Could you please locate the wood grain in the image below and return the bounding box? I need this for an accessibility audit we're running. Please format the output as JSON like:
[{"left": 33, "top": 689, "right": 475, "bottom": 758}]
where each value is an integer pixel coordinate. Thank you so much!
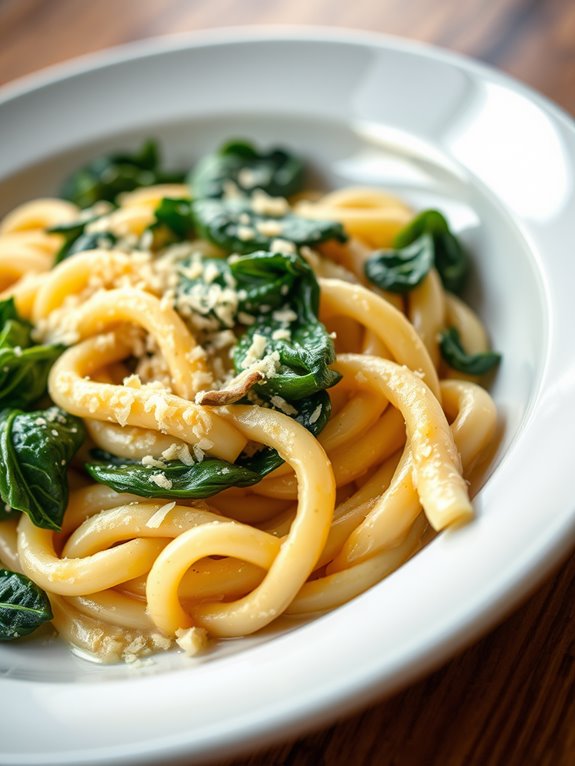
[
  {"left": 0, "top": 1, "right": 574, "bottom": 764},
  {"left": 225, "top": 553, "right": 575, "bottom": 766}
]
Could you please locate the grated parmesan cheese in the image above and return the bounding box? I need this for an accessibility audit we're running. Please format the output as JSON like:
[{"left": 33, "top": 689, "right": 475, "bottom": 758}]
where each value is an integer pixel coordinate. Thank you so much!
[
  {"left": 251, "top": 190, "right": 289, "bottom": 217},
  {"left": 270, "top": 396, "right": 298, "bottom": 416},
  {"left": 175, "top": 626, "right": 208, "bottom": 657},
  {"left": 149, "top": 472, "right": 173, "bottom": 490},
  {"left": 308, "top": 404, "right": 323, "bottom": 424},
  {"left": 142, "top": 455, "right": 166, "bottom": 469},
  {"left": 146, "top": 501, "right": 176, "bottom": 528},
  {"left": 272, "top": 307, "right": 298, "bottom": 324},
  {"left": 271, "top": 328, "right": 291, "bottom": 341},
  {"left": 240, "top": 333, "right": 268, "bottom": 369}
]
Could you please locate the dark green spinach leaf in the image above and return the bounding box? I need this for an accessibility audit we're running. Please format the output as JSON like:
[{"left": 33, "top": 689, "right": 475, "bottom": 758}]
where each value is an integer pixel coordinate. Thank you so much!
[
  {"left": 86, "top": 456, "right": 259, "bottom": 499},
  {"left": 189, "top": 139, "right": 305, "bottom": 199},
  {"left": 177, "top": 250, "right": 340, "bottom": 400},
  {"left": 0, "top": 569, "right": 52, "bottom": 641},
  {"left": 0, "top": 407, "right": 85, "bottom": 530},
  {"left": 364, "top": 234, "right": 434, "bottom": 293},
  {"left": 49, "top": 215, "right": 118, "bottom": 264},
  {"left": 60, "top": 140, "right": 185, "bottom": 209},
  {"left": 0, "top": 298, "right": 64, "bottom": 408},
  {"left": 439, "top": 327, "right": 501, "bottom": 375},
  {"left": 86, "top": 391, "right": 331, "bottom": 499},
  {"left": 231, "top": 252, "right": 340, "bottom": 400},
  {"left": 392, "top": 209, "right": 469, "bottom": 294},
  {"left": 152, "top": 197, "right": 195, "bottom": 240},
  {"left": 191, "top": 197, "right": 346, "bottom": 254}
]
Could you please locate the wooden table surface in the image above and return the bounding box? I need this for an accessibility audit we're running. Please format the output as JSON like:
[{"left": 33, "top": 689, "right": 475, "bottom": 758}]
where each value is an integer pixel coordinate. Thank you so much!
[{"left": 1, "top": 1, "right": 574, "bottom": 765}]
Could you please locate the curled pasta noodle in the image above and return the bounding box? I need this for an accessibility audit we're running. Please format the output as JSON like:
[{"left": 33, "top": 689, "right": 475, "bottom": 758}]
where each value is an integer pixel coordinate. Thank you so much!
[
  {"left": 48, "top": 332, "right": 245, "bottom": 462},
  {"left": 296, "top": 186, "right": 413, "bottom": 247},
  {"left": 0, "top": 146, "right": 500, "bottom": 663}
]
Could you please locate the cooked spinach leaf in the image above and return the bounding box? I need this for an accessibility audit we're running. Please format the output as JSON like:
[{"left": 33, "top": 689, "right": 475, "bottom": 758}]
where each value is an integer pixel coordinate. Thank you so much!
[
  {"left": 0, "top": 298, "right": 64, "bottom": 408},
  {"left": 364, "top": 234, "right": 434, "bottom": 293},
  {"left": 392, "top": 209, "right": 469, "bottom": 294},
  {"left": 234, "top": 313, "right": 339, "bottom": 401},
  {"left": 0, "top": 569, "right": 52, "bottom": 641},
  {"left": 189, "top": 139, "right": 305, "bottom": 199},
  {"left": 439, "top": 327, "right": 501, "bottom": 375},
  {"left": 153, "top": 197, "right": 195, "bottom": 240},
  {"left": 86, "top": 391, "right": 331, "bottom": 499},
  {"left": 49, "top": 215, "right": 118, "bottom": 264},
  {"left": 86, "top": 456, "right": 260, "bottom": 499},
  {"left": 0, "top": 407, "right": 85, "bottom": 530},
  {"left": 191, "top": 197, "right": 346, "bottom": 254},
  {"left": 60, "top": 139, "right": 185, "bottom": 209},
  {"left": 177, "top": 250, "right": 340, "bottom": 400}
]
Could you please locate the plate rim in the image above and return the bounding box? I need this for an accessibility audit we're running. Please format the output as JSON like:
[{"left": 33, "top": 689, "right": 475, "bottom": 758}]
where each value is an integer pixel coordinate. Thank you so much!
[{"left": 2, "top": 24, "right": 574, "bottom": 130}]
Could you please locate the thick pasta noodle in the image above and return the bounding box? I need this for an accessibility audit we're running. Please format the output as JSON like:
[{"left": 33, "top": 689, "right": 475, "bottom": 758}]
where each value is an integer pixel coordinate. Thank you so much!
[{"left": 0, "top": 142, "right": 499, "bottom": 663}]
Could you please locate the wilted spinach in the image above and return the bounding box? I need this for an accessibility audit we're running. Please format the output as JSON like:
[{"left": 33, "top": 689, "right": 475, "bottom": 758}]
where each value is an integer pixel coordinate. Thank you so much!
[
  {"left": 439, "top": 327, "right": 501, "bottom": 376},
  {"left": 364, "top": 234, "right": 434, "bottom": 293},
  {"left": 0, "top": 298, "right": 64, "bottom": 408},
  {"left": 191, "top": 197, "right": 346, "bottom": 255},
  {"left": 0, "top": 569, "right": 52, "bottom": 641},
  {"left": 189, "top": 139, "right": 306, "bottom": 199},
  {"left": 86, "top": 391, "right": 331, "bottom": 499},
  {"left": 0, "top": 407, "right": 85, "bottom": 530},
  {"left": 152, "top": 197, "right": 195, "bottom": 240},
  {"left": 60, "top": 139, "right": 185, "bottom": 209},
  {"left": 178, "top": 250, "right": 340, "bottom": 401},
  {"left": 365, "top": 209, "right": 468, "bottom": 295}
]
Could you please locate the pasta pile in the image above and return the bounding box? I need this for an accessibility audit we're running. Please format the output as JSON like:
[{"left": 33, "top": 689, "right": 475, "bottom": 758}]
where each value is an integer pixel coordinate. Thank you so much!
[{"left": 0, "top": 141, "right": 498, "bottom": 662}]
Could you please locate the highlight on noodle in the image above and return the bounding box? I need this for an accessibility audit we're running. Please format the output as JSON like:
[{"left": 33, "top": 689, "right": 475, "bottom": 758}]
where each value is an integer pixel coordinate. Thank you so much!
[{"left": 0, "top": 139, "right": 500, "bottom": 662}]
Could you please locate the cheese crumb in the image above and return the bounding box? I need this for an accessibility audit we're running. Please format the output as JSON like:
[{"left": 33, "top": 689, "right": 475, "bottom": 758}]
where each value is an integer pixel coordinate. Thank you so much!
[
  {"left": 149, "top": 472, "right": 173, "bottom": 490},
  {"left": 175, "top": 626, "right": 208, "bottom": 657},
  {"left": 161, "top": 443, "right": 195, "bottom": 465},
  {"left": 270, "top": 395, "right": 298, "bottom": 416},
  {"left": 309, "top": 404, "right": 323, "bottom": 424},
  {"left": 146, "top": 501, "right": 176, "bottom": 528},
  {"left": 272, "top": 307, "right": 298, "bottom": 324},
  {"left": 251, "top": 190, "right": 289, "bottom": 217},
  {"left": 240, "top": 332, "right": 268, "bottom": 369}
]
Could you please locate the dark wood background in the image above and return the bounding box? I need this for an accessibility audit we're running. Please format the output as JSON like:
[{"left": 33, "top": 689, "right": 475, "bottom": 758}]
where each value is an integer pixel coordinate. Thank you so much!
[{"left": 1, "top": 1, "right": 574, "bottom": 764}]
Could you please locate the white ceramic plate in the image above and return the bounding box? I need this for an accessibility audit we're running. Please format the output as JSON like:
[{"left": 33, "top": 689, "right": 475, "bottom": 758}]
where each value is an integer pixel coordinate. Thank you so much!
[{"left": 1, "top": 28, "right": 574, "bottom": 766}]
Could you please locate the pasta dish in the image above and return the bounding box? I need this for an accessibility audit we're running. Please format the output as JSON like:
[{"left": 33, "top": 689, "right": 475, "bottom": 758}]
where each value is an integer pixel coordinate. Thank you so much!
[{"left": 0, "top": 139, "right": 499, "bottom": 662}]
